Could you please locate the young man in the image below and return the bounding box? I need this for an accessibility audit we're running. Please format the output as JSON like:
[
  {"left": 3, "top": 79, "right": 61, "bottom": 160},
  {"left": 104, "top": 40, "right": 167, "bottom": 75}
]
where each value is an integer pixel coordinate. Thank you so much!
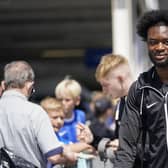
[
  {"left": 95, "top": 54, "right": 133, "bottom": 147},
  {"left": 0, "top": 61, "right": 77, "bottom": 168},
  {"left": 95, "top": 51, "right": 145, "bottom": 168},
  {"left": 114, "top": 10, "right": 168, "bottom": 168}
]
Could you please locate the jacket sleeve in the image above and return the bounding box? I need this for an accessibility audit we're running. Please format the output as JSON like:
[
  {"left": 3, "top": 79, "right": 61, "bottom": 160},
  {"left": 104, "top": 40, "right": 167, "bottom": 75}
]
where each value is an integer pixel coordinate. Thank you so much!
[{"left": 114, "top": 82, "right": 142, "bottom": 168}]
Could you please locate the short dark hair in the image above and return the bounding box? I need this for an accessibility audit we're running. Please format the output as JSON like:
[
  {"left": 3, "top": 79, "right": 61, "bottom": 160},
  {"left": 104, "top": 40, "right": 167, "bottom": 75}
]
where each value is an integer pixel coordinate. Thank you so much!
[
  {"left": 137, "top": 10, "right": 168, "bottom": 41},
  {"left": 94, "top": 97, "right": 112, "bottom": 118}
]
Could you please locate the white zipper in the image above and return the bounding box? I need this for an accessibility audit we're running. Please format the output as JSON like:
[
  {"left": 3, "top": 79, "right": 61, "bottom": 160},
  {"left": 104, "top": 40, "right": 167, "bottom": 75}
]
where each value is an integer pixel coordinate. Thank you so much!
[{"left": 164, "top": 92, "right": 168, "bottom": 149}]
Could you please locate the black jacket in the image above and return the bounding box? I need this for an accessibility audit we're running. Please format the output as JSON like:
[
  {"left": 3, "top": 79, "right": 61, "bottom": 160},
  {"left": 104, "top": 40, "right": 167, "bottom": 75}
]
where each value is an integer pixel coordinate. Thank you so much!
[{"left": 114, "top": 67, "right": 168, "bottom": 168}]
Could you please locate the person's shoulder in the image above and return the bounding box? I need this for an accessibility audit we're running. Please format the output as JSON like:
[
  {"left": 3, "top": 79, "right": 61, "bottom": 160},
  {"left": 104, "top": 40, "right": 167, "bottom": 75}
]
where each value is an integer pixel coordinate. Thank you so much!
[
  {"left": 27, "top": 100, "right": 41, "bottom": 108},
  {"left": 26, "top": 101, "right": 46, "bottom": 114},
  {"left": 74, "top": 109, "right": 86, "bottom": 122},
  {"left": 90, "top": 118, "right": 101, "bottom": 128},
  {"left": 127, "top": 71, "right": 150, "bottom": 106},
  {"left": 137, "top": 66, "right": 155, "bottom": 85},
  {"left": 129, "top": 80, "right": 139, "bottom": 94},
  {"left": 127, "top": 80, "right": 142, "bottom": 105},
  {"left": 74, "top": 109, "right": 85, "bottom": 115},
  {"left": 130, "top": 67, "right": 154, "bottom": 92}
]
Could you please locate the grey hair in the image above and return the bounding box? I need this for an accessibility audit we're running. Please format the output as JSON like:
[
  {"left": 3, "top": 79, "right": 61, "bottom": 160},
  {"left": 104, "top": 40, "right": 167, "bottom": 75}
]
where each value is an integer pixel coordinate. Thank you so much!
[{"left": 4, "top": 60, "right": 35, "bottom": 89}]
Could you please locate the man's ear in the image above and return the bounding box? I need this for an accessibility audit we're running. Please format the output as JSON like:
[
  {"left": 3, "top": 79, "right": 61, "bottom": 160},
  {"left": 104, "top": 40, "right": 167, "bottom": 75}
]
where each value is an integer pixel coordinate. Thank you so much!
[
  {"left": 1, "top": 80, "right": 6, "bottom": 90},
  {"left": 117, "top": 75, "right": 124, "bottom": 83},
  {"left": 25, "top": 81, "right": 34, "bottom": 91},
  {"left": 117, "top": 75, "right": 125, "bottom": 90},
  {"left": 75, "top": 96, "right": 81, "bottom": 106}
]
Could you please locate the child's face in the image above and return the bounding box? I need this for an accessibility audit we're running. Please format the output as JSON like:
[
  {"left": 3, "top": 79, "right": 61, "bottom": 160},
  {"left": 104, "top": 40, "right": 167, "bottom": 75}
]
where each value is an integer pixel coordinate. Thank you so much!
[
  {"left": 48, "top": 110, "right": 65, "bottom": 132},
  {"left": 59, "top": 94, "right": 80, "bottom": 116}
]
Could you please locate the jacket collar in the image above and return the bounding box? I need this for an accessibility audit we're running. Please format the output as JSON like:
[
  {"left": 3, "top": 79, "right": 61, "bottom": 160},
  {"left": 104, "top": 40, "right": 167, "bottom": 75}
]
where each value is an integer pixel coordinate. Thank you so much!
[{"left": 138, "top": 66, "right": 163, "bottom": 90}]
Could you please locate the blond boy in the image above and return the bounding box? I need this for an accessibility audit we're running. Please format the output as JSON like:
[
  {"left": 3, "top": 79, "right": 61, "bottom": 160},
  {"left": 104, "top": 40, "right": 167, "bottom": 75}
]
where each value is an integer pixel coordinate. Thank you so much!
[
  {"left": 55, "top": 79, "right": 87, "bottom": 143},
  {"left": 40, "top": 97, "right": 65, "bottom": 138}
]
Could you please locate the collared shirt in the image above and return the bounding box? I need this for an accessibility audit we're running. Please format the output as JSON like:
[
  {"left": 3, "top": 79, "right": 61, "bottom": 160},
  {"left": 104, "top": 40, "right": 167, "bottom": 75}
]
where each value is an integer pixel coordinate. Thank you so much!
[{"left": 0, "top": 90, "right": 62, "bottom": 168}]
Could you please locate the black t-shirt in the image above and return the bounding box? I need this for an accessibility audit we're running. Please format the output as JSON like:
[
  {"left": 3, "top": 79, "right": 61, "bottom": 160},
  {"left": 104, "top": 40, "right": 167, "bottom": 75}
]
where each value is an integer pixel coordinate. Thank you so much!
[
  {"left": 115, "top": 97, "right": 125, "bottom": 138},
  {"left": 89, "top": 118, "right": 115, "bottom": 149}
]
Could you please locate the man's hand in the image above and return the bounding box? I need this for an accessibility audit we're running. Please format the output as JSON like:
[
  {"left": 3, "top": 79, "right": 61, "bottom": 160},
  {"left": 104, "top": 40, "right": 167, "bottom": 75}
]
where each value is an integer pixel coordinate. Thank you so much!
[
  {"left": 63, "top": 146, "right": 77, "bottom": 164},
  {"left": 107, "top": 139, "right": 119, "bottom": 151},
  {"left": 76, "top": 123, "right": 93, "bottom": 144},
  {"left": 48, "top": 146, "right": 77, "bottom": 166}
]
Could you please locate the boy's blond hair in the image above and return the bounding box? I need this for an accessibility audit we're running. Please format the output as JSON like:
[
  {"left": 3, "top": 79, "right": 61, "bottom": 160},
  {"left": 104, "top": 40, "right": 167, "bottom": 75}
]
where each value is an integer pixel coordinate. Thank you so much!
[
  {"left": 40, "top": 97, "right": 64, "bottom": 112},
  {"left": 55, "top": 79, "right": 82, "bottom": 99},
  {"left": 95, "top": 54, "right": 128, "bottom": 81}
]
